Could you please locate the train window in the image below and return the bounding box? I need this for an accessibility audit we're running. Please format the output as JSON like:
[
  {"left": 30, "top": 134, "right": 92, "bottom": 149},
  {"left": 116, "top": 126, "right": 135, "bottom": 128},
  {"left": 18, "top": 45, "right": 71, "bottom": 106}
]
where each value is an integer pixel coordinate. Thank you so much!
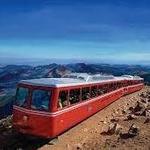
[
  {"left": 97, "top": 86, "right": 102, "bottom": 96},
  {"left": 91, "top": 86, "right": 97, "bottom": 97},
  {"left": 58, "top": 91, "right": 68, "bottom": 109},
  {"left": 112, "top": 83, "right": 115, "bottom": 90},
  {"left": 98, "top": 84, "right": 107, "bottom": 95},
  {"left": 124, "top": 82, "right": 127, "bottom": 87},
  {"left": 128, "top": 81, "right": 131, "bottom": 85},
  {"left": 69, "top": 89, "right": 80, "bottom": 104},
  {"left": 117, "top": 82, "right": 121, "bottom": 88},
  {"left": 118, "top": 82, "right": 122, "bottom": 88},
  {"left": 31, "top": 90, "right": 50, "bottom": 111},
  {"left": 117, "top": 83, "right": 120, "bottom": 88},
  {"left": 103, "top": 84, "right": 108, "bottom": 94},
  {"left": 15, "top": 87, "right": 29, "bottom": 107},
  {"left": 120, "top": 82, "right": 123, "bottom": 87},
  {"left": 109, "top": 83, "right": 114, "bottom": 91},
  {"left": 82, "top": 87, "right": 90, "bottom": 100},
  {"left": 113, "top": 83, "right": 117, "bottom": 90},
  {"left": 113, "top": 83, "right": 116, "bottom": 90}
]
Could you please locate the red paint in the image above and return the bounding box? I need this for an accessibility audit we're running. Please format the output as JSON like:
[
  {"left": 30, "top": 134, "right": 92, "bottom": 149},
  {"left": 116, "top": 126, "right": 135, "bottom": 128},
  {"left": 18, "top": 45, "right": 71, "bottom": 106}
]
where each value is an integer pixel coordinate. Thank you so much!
[{"left": 13, "top": 80, "right": 144, "bottom": 138}]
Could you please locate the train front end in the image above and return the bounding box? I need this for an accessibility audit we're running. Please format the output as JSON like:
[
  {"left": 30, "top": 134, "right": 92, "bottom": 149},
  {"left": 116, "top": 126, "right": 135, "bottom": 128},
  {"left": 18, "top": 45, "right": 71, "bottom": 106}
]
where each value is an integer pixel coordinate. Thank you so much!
[{"left": 13, "top": 82, "right": 55, "bottom": 138}]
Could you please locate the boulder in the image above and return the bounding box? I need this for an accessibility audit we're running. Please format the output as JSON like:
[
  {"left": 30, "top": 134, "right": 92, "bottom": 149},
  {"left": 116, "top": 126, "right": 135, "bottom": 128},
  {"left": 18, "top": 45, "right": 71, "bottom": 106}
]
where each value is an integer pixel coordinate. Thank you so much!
[
  {"left": 134, "top": 101, "right": 145, "bottom": 112},
  {"left": 144, "top": 118, "right": 150, "bottom": 124},
  {"left": 101, "top": 123, "right": 121, "bottom": 135},
  {"left": 119, "top": 124, "right": 139, "bottom": 139},
  {"left": 75, "top": 143, "right": 83, "bottom": 150},
  {"left": 145, "top": 110, "right": 150, "bottom": 117},
  {"left": 110, "top": 118, "right": 119, "bottom": 123},
  {"left": 128, "top": 124, "right": 139, "bottom": 136},
  {"left": 124, "top": 114, "right": 137, "bottom": 121}
]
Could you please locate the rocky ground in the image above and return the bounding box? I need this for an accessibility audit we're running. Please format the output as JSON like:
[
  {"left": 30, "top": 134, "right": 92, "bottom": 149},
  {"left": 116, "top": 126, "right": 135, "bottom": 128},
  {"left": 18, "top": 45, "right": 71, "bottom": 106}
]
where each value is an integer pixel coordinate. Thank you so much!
[{"left": 0, "top": 86, "right": 150, "bottom": 150}]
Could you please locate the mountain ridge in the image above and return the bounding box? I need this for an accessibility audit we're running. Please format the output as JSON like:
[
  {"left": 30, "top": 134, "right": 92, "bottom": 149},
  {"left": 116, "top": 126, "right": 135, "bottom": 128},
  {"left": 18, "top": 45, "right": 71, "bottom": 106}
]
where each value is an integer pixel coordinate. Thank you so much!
[{"left": 0, "top": 63, "right": 150, "bottom": 91}]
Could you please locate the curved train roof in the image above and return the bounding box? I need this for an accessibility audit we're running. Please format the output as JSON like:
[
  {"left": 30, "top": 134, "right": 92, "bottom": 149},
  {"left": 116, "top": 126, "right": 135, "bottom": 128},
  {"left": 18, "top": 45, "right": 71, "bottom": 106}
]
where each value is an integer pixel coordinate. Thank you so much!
[{"left": 19, "top": 73, "right": 143, "bottom": 88}]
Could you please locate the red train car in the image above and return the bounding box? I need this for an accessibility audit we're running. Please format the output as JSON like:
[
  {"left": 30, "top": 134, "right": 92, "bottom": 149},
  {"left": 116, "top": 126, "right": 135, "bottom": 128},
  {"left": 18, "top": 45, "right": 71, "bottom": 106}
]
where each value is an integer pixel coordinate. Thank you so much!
[{"left": 13, "top": 74, "right": 144, "bottom": 138}]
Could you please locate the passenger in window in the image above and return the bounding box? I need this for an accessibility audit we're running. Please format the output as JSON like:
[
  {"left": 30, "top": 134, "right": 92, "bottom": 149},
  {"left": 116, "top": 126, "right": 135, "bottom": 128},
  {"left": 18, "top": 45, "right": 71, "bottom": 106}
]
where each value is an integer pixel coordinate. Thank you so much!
[
  {"left": 103, "top": 85, "right": 108, "bottom": 93},
  {"left": 58, "top": 98, "right": 68, "bottom": 109},
  {"left": 91, "top": 86, "right": 97, "bottom": 97},
  {"left": 58, "top": 98, "right": 63, "bottom": 109},
  {"left": 58, "top": 91, "right": 68, "bottom": 109},
  {"left": 97, "top": 89, "right": 100, "bottom": 95},
  {"left": 91, "top": 91, "right": 96, "bottom": 97},
  {"left": 98, "top": 86, "right": 105, "bottom": 95},
  {"left": 62, "top": 99, "right": 68, "bottom": 107},
  {"left": 86, "top": 92, "right": 90, "bottom": 99},
  {"left": 82, "top": 87, "right": 90, "bottom": 100},
  {"left": 69, "top": 89, "right": 80, "bottom": 104}
]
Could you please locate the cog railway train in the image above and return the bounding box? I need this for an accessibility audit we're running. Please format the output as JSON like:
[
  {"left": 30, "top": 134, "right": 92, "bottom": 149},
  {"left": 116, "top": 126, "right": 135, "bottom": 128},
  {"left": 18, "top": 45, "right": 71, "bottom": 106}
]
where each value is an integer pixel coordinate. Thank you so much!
[{"left": 13, "top": 73, "right": 144, "bottom": 138}]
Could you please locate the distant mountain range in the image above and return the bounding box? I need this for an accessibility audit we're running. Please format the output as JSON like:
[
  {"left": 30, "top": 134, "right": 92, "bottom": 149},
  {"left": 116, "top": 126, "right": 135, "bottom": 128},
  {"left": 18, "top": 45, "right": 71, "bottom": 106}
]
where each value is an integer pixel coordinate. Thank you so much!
[
  {"left": 1, "top": 57, "right": 150, "bottom": 66},
  {"left": 0, "top": 63, "right": 150, "bottom": 91}
]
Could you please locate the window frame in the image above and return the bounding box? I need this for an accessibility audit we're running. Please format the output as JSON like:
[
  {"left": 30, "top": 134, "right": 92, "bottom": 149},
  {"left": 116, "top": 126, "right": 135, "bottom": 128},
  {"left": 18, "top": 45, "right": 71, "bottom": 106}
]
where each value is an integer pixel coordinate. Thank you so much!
[
  {"left": 69, "top": 88, "right": 81, "bottom": 105},
  {"left": 91, "top": 85, "right": 98, "bottom": 98},
  {"left": 16, "top": 84, "right": 52, "bottom": 112},
  {"left": 31, "top": 89, "right": 51, "bottom": 112},
  {"left": 81, "top": 86, "right": 91, "bottom": 101},
  {"left": 15, "top": 86, "right": 30, "bottom": 108},
  {"left": 57, "top": 89, "right": 69, "bottom": 110}
]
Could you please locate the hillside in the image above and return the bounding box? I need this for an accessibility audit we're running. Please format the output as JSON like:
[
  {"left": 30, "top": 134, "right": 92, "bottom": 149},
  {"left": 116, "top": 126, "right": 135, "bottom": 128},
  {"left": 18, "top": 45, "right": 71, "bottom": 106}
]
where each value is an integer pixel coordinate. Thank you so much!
[{"left": 0, "top": 63, "right": 150, "bottom": 90}]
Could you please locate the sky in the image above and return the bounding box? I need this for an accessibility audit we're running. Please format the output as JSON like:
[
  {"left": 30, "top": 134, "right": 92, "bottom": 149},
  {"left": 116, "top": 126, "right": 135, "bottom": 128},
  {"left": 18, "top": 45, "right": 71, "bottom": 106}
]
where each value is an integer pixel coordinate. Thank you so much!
[{"left": 0, "top": 0, "right": 150, "bottom": 65}]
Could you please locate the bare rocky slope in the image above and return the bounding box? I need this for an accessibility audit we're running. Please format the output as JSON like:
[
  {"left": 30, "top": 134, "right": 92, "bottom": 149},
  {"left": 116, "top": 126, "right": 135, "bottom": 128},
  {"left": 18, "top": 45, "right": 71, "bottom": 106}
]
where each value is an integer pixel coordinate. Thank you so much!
[{"left": 0, "top": 86, "right": 150, "bottom": 150}]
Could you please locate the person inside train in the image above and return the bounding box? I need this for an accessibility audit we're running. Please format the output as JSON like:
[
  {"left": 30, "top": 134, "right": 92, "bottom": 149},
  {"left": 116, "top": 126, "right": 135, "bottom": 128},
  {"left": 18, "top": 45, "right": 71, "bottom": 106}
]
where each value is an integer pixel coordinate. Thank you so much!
[
  {"left": 97, "top": 88, "right": 104, "bottom": 95},
  {"left": 58, "top": 91, "right": 69, "bottom": 109},
  {"left": 82, "top": 87, "right": 90, "bottom": 100},
  {"left": 58, "top": 98, "right": 63, "bottom": 109},
  {"left": 91, "top": 87, "right": 97, "bottom": 97},
  {"left": 69, "top": 89, "right": 80, "bottom": 104}
]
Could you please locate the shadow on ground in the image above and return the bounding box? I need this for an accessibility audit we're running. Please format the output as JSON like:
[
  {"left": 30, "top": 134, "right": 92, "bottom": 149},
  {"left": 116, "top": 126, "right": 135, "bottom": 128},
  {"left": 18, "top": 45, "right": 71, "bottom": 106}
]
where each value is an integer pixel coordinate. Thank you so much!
[{"left": 0, "top": 129, "right": 51, "bottom": 150}]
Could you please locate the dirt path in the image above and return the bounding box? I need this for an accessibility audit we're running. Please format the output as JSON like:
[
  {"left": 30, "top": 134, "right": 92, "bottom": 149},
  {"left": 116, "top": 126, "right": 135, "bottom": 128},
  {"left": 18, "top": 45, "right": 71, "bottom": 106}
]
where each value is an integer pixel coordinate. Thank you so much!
[
  {"left": 0, "top": 86, "right": 149, "bottom": 150},
  {"left": 39, "top": 86, "right": 150, "bottom": 150}
]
